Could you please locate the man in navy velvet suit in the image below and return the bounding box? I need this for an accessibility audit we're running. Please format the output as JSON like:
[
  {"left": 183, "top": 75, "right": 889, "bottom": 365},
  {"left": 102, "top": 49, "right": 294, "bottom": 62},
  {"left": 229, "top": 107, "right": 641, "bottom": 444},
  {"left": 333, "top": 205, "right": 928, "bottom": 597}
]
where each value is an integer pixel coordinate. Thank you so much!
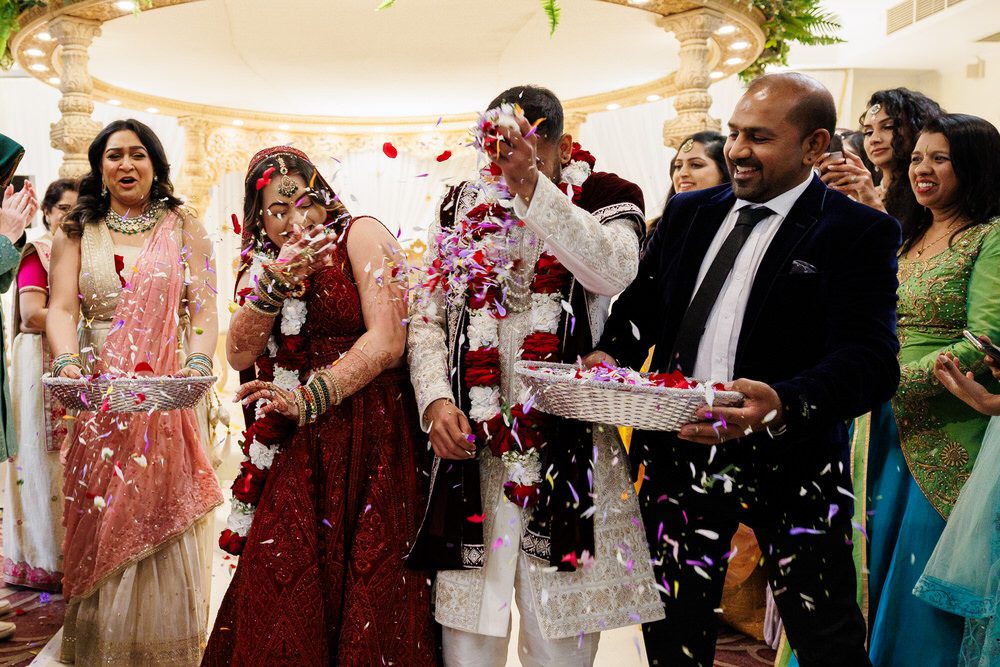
[{"left": 590, "top": 73, "right": 900, "bottom": 666}]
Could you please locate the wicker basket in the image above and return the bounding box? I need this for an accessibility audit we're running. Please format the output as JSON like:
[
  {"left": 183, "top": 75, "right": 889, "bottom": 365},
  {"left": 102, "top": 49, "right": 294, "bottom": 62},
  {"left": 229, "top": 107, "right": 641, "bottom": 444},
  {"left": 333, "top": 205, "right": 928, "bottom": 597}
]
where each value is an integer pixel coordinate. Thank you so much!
[
  {"left": 514, "top": 361, "right": 743, "bottom": 432},
  {"left": 43, "top": 375, "right": 217, "bottom": 413}
]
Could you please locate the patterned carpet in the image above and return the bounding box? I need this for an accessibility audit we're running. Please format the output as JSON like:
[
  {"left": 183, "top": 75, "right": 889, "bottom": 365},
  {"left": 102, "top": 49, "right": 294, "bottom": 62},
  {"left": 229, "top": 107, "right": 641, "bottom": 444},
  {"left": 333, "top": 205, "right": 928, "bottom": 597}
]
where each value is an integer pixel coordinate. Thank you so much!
[
  {"left": 715, "top": 629, "right": 777, "bottom": 666},
  {"left": 0, "top": 586, "right": 65, "bottom": 667},
  {"left": 0, "top": 586, "right": 774, "bottom": 667}
]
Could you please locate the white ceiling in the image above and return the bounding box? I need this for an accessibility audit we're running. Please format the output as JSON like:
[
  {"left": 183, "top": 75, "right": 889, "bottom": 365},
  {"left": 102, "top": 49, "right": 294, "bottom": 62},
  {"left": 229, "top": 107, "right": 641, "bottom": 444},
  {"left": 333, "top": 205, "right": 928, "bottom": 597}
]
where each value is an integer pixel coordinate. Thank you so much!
[
  {"left": 87, "top": 0, "right": 680, "bottom": 118},
  {"left": 788, "top": 0, "right": 1000, "bottom": 71}
]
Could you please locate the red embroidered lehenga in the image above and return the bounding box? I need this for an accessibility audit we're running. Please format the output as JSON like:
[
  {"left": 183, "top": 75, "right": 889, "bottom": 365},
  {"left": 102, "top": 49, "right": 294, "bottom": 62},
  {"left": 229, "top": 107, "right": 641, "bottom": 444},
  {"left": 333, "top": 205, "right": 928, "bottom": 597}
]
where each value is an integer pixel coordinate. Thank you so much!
[{"left": 202, "top": 148, "right": 437, "bottom": 667}]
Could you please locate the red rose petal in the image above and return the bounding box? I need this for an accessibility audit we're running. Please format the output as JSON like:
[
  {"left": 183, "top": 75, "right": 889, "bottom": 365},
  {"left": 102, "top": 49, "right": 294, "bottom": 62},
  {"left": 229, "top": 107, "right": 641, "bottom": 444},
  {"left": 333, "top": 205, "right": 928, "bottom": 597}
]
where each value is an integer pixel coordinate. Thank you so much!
[
  {"left": 134, "top": 362, "right": 154, "bottom": 374},
  {"left": 255, "top": 166, "right": 276, "bottom": 191},
  {"left": 467, "top": 513, "right": 486, "bottom": 523},
  {"left": 231, "top": 213, "right": 241, "bottom": 235},
  {"left": 435, "top": 150, "right": 452, "bottom": 162},
  {"left": 382, "top": 142, "right": 398, "bottom": 159}
]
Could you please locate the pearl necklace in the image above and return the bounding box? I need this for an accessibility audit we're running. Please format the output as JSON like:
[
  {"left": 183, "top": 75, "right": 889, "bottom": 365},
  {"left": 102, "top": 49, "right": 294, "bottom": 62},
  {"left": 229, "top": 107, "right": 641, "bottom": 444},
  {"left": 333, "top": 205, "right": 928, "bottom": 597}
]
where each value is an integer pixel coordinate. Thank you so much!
[{"left": 104, "top": 202, "right": 163, "bottom": 235}]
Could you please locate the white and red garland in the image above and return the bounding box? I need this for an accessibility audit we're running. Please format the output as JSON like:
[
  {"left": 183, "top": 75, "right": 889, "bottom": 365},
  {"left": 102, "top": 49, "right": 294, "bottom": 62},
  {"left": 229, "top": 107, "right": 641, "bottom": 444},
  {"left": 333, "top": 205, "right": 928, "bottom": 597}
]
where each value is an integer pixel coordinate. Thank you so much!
[
  {"left": 219, "top": 255, "right": 309, "bottom": 555},
  {"left": 424, "top": 106, "right": 597, "bottom": 508}
]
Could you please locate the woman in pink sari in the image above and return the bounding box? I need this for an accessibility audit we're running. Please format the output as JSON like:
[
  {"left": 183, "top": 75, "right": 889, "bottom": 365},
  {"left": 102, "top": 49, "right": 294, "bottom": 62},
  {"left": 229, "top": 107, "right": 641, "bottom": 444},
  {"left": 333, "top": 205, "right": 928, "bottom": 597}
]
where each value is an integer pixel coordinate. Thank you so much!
[{"left": 47, "top": 119, "right": 223, "bottom": 666}]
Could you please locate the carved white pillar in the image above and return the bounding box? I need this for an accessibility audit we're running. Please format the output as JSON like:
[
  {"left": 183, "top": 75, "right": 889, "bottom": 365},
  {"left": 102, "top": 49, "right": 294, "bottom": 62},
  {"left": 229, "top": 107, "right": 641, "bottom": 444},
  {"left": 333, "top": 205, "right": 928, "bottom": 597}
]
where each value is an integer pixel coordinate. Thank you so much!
[
  {"left": 660, "top": 9, "right": 724, "bottom": 149},
  {"left": 48, "top": 16, "right": 102, "bottom": 179},
  {"left": 176, "top": 116, "right": 216, "bottom": 218}
]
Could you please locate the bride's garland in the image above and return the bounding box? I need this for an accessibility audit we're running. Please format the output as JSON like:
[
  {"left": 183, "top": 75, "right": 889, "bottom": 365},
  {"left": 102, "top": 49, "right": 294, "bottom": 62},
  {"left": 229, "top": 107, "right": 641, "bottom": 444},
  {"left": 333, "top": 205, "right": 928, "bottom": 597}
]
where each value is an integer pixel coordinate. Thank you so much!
[
  {"left": 424, "top": 105, "right": 596, "bottom": 508},
  {"left": 218, "top": 255, "right": 309, "bottom": 556}
]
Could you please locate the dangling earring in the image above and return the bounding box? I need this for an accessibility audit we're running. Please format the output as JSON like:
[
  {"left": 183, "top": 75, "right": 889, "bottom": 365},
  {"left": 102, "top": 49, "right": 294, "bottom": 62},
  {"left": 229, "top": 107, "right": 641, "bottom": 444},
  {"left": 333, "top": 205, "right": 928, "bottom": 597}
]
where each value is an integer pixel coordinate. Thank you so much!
[{"left": 101, "top": 182, "right": 107, "bottom": 197}]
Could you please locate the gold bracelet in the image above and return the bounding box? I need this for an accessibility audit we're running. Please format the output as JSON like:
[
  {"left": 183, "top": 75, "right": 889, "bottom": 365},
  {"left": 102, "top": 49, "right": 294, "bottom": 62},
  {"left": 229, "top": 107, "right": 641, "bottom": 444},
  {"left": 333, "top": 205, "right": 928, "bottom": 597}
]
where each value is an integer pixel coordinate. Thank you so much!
[
  {"left": 244, "top": 298, "right": 279, "bottom": 317},
  {"left": 294, "top": 387, "right": 309, "bottom": 427},
  {"left": 327, "top": 371, "right": 344, "bottom": 407}
]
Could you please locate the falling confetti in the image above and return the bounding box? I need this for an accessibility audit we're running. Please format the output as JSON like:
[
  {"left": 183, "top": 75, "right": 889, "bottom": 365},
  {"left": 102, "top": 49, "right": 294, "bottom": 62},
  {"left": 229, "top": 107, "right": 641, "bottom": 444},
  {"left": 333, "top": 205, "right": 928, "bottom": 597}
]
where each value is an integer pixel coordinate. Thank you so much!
[
  {"left": 382, "top": 142, "right": 398, "bottom": 159},
  {"left": 436, "top": 150, "right": 452, "bottom": 162}
]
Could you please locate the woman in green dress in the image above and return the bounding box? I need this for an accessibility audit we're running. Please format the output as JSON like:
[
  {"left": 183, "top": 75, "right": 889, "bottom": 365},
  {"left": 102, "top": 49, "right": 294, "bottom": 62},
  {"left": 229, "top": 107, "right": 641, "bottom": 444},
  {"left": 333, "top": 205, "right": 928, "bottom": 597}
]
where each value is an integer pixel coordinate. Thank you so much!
[{"left": 867, "top": 113, "right": 1000, "bottom": 666}]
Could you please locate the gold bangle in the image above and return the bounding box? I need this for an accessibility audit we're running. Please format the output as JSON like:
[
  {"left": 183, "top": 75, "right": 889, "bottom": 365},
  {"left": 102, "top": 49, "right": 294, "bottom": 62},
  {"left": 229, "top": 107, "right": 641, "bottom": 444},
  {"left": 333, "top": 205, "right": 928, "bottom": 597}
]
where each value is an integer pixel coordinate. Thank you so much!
[
  {"left": 327, "top": 371, "right": 344, "bottom": 407},
  {"left": 244, "top": 299, "right": 279, "bottom": 318}
]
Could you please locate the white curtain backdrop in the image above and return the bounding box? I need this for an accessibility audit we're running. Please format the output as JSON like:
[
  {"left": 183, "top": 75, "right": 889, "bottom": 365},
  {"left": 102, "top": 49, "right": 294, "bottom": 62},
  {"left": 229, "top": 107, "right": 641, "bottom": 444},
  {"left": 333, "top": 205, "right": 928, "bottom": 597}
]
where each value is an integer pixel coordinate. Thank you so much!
[{"left": 1, "top": 73, "right": 746, "bottom": 329}]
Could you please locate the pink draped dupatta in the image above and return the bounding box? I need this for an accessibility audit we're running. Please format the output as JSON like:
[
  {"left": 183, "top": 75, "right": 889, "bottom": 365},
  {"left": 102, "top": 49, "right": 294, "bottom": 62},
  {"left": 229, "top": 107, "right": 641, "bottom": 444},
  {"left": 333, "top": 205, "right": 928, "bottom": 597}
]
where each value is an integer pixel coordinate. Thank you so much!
[{"left": 61, "top": 211, "right": 223, "bottom": 601}]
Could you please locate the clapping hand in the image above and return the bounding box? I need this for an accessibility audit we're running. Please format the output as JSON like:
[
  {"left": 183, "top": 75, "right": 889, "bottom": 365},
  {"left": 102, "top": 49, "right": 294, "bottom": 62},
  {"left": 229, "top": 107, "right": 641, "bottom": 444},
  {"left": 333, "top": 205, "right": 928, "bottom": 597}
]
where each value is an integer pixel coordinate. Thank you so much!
[
  {"left": 934, "top": 351, "right": 1000, "bottom": 416},
  {"left": 678, "top": 378, "right": 784, "bottom": 444},
  {"left": 1, "top": 181, "right": 37, "bottom": 243}
]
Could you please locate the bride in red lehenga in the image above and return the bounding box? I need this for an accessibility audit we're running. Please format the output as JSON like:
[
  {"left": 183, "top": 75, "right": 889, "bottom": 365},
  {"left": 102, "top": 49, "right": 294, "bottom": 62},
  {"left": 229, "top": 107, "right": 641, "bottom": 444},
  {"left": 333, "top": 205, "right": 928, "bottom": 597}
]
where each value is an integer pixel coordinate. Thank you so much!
[{"left": 202, "top": 146, "right": 438, "bottom": 666}]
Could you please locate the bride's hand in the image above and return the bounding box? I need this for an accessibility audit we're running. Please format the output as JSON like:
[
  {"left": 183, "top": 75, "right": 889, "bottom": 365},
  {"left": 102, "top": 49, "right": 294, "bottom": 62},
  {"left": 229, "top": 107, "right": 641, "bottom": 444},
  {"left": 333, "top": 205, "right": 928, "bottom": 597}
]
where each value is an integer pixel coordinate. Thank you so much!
[
  {"left": 234, "top": 380, "right": 300, "bottom": 420},
  {"left": 273, "top": 224, "right": 338, "bottom": 283}
]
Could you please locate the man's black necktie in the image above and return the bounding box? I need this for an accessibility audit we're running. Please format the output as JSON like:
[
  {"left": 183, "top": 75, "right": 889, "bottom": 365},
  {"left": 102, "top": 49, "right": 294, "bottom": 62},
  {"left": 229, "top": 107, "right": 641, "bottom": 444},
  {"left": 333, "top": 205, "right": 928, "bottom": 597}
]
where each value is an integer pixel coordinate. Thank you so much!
[{"left": 670, "top": 205, "right": 774, "bottom": 374}]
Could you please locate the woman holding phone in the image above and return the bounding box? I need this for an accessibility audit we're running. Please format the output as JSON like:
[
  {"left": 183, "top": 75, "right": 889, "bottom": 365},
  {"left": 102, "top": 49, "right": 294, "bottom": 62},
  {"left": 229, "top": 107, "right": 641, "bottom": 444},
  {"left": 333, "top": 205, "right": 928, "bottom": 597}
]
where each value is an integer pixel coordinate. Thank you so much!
[{"left": 866, "top": 113, "right": 1000, "bottom": 665}]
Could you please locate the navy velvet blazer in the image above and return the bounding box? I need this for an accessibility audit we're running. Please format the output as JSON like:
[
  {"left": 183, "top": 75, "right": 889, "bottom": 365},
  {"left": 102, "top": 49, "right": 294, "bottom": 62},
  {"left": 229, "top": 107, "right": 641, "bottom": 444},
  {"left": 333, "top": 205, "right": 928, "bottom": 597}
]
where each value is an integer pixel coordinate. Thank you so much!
[{"left": 599, "top": 175, "right": 902, "bottom": 464}]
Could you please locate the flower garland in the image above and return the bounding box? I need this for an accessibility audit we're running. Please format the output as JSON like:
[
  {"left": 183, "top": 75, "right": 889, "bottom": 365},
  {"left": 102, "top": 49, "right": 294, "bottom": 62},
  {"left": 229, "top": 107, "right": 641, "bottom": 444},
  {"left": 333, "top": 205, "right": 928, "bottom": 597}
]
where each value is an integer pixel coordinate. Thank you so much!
[
  {"left": 219, "top": 255, "right": 309, "bottom": 556},
  {"left": 426, "top": 105, "right": 597, "bottom": 508}
]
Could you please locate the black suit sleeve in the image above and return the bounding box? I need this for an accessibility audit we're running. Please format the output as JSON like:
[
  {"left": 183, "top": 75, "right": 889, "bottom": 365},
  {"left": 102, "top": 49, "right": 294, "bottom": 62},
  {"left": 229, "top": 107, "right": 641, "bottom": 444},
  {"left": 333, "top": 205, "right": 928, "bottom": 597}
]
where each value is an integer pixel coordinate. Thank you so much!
[
  {"left": 772, "top": 213, "right": 901, "bottom": 429},
  {"left": 597, "top": 196, "right": 680, "bottom": 369}
]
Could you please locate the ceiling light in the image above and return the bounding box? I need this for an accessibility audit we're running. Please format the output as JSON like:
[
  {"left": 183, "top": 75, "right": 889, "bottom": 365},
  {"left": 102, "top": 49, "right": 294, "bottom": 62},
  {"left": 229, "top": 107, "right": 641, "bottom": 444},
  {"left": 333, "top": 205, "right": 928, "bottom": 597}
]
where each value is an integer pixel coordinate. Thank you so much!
[
  {"left": 24, "top": 48, "right": 44, "bottom": 57},
  {"left": 716, "top": 25, "right": 737, "bottom": 35},
  {"left": 115, "top": 0, "right": 137, "bottom": 11},
  {"left": 47, "top": 77, "right": 60, "bottom": 85},
  {"left": 373, "top": 126, "right": 386, "bottom": 133},
  {"left": 709, "top": 71, "right": 725, "bottom": 80},
  {"left": 725, "top": 57, "right": 744, "bottom": 66},
  {"left": 232, "top": 119, "right": 244, "bottom": 127},
  {"left": 730, "top": 40, "right": 750, "bottom": 50},
  {"left": 646, "top": 94, "right": 661, "bottom": 102},
  {"left": 29, "top": 63, "right": 48, "bottom": 72},
  {"left": 145, "top": 107, "right": 159, "bottom": 114},
  {"left": 108, "top": 99, "right": 122, "bottom": 106},
  {"left": 627, "top": 0, "right": 650, "bottom": 4},
  {"left": 278, "top": 123, "right": 290, "bottom": 131},
  {"left": 35, "top": 32, "right": 53, "bottom": 42},
  {"left": 327, "top": 126, "right": 339, "bottom": 133},
  {"left": 606, "top": 103, "right": 621, "bottom": 110}
]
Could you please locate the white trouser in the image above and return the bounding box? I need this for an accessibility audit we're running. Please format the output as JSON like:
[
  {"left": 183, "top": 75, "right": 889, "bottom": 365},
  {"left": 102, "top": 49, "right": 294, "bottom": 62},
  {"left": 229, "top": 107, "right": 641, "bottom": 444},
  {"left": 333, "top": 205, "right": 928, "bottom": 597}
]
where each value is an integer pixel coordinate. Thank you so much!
[{"left": 442, "top": 553, "right": 600, "bottom": 667}]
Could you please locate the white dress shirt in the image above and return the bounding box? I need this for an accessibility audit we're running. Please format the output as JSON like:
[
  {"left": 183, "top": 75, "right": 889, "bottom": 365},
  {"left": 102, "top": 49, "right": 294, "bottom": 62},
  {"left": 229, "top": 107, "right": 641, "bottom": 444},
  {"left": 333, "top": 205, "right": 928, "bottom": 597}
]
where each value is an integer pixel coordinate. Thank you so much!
[{"left": 691, "top": 174, "right": 814, "bottom": 383}]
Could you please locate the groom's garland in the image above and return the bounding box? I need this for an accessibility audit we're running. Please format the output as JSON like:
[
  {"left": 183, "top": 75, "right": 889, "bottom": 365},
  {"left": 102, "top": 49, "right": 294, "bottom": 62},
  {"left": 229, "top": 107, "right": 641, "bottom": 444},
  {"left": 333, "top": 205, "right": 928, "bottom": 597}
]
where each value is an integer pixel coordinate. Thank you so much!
[
  {"left": 218, "top": 255, "right": 309, "bottom": 556},
  {"left": 423, "top": 104, "right": 596, "bottom": 507}
]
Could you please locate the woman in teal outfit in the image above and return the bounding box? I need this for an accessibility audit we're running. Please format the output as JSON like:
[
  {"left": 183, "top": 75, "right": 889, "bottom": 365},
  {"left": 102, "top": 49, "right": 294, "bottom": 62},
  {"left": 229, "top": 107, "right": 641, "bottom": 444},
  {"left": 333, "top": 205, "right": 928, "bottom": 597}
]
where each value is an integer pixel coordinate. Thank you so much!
[
  {"left": 923, "top": 334, "right": 1000, "bottom": 666},
  {"left": 868, "top": 114, "right": 1000, "bottom": 666}
]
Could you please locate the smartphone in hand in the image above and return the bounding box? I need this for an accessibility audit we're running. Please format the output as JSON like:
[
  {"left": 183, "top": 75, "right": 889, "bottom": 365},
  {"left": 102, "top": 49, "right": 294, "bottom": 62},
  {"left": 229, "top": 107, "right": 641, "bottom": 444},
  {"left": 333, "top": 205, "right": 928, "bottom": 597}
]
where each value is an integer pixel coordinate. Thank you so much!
[{"left": 963, "top": 329, "right": 1000, "bottom": 362}]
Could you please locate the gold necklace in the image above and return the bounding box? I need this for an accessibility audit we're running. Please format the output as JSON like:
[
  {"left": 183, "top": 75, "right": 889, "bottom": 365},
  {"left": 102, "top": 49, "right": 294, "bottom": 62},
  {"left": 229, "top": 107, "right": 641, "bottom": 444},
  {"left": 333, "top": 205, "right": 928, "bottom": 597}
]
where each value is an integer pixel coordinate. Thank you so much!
[
  {"left": 104, "top": 202, "right": 163, "bottom": 235},
  {"left": 915, "top": 223, "right": 960, "bottom": 258}
]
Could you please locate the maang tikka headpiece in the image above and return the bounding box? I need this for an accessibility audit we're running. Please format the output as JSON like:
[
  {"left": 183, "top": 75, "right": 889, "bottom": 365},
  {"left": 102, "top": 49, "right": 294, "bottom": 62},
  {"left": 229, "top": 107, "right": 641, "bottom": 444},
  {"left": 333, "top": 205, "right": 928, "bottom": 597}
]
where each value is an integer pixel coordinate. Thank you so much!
[
  {"left": 867, "top": 103, "right": 882, "bottom": 120},
  {"left": 276, "top": 156, "right": 299, "bottom": 198},
  {"left": 680, "top": 138, "right": 695, "bottom": 153}
]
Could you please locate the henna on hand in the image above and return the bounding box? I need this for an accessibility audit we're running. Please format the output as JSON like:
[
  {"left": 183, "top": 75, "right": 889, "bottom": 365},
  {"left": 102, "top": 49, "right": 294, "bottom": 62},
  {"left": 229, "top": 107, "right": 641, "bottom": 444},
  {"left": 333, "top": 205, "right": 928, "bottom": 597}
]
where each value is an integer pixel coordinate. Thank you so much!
[{"left": 229, "top": 309, "right": 275, "bottom": 358}]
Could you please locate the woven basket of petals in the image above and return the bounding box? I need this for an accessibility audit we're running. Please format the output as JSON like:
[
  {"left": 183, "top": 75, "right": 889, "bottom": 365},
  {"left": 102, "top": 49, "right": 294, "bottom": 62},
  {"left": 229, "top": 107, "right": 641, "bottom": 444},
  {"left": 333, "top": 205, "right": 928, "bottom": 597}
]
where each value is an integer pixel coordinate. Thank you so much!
[
  {"left": 514, "top": 361, "right": 743, "bottom": 432},
  {"left": 43, "top": 375, "right": 217, "bottom": 413}
]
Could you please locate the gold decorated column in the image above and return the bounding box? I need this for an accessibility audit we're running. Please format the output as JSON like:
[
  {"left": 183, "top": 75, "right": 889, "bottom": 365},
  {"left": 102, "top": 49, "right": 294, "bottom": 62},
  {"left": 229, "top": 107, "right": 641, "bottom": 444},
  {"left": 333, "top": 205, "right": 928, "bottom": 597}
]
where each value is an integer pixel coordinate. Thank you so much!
[
  {"left": 659, "top": 9, "right": 724, "bottom": 149},
  {"left": 176, "top": 116, "right": 216, "bottom": 217},
  {"left": 48, "top": 16, "right": 102, "bottom": 179},
  {"left": 563, "top": 111, "right": 588, "bottom": 140}
]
